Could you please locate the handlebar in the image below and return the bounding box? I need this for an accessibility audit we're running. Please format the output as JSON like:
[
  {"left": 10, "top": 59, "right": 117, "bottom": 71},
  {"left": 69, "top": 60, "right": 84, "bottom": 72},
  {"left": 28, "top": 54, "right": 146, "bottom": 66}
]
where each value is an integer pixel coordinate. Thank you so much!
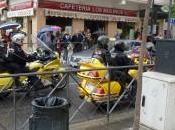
[{"left": 34, "top": 48, "right": 58, "bottom": 62}]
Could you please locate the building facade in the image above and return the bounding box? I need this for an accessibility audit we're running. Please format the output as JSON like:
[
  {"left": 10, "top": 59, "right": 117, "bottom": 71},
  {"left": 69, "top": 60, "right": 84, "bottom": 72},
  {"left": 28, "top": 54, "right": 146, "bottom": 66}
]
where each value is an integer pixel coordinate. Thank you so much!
[{"left": 5, "top": 0, "right": 168, "bottom": 45}]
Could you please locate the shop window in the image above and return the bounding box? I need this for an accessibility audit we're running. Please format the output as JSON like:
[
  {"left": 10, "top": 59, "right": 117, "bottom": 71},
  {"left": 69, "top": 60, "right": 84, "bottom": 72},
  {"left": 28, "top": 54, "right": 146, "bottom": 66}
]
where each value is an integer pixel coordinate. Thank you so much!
[
  {"left": 117, "top": 22, "right": 135, "bottom": 39},
  {"left": 85, "top": 20, "right": 105, "bottom": 33},
  {"left": 13, "top": 17, "right": 23, "bottom": 28}
]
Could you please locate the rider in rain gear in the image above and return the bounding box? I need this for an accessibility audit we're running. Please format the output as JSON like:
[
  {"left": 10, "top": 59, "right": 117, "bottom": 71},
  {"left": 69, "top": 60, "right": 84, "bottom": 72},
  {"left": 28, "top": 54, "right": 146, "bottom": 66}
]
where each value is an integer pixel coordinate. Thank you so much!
[
  {"left": 110, "top": 42, "right": 132, "bottom": 66},
  {"left": 96, "top": 35, "right": 110, "bottom": 65},
  {"left": 7, "top": 33, "right": 33, "bottom": 73},
  {"left": 0, "top": 41, "right": 8, "bottom": 73},
  {"left": 96, "top": 37, "right": 133, "bottom": 92},
  {"left": 109, "top": 42, "right": 133, "bottom": 91},
  {"left": 6, "top": 33, "right": 40, "bottom": 88}
]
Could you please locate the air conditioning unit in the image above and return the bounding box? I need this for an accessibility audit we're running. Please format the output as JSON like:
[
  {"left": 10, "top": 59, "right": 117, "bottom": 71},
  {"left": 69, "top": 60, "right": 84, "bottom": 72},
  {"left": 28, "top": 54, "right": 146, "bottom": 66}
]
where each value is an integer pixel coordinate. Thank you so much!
[{"left": 140, "top": 72, "right": 175, "bottom": 130}]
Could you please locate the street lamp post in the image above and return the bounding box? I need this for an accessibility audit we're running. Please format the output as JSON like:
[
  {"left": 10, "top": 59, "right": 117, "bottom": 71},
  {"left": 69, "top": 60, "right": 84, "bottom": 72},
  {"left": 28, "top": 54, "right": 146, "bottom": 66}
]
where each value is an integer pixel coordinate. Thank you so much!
[
  {"left": 151, "top": 0, "right": 155, "bottom": 36},
  {"left": 133, "top": 0, "right": 152, "bottom": 130}
]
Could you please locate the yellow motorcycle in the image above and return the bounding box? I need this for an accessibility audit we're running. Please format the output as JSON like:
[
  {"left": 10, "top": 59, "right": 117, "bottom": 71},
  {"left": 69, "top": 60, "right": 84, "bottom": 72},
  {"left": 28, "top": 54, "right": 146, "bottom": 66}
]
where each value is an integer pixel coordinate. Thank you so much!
[
  {"left": 128, "top": 46, "right": 153, "bottom": 65},
  {"left": 77, "top": 58, "right": 137, "bottom": 103},
  {"left": 0, "top": 48, "right": 66, "bottom": 97}
]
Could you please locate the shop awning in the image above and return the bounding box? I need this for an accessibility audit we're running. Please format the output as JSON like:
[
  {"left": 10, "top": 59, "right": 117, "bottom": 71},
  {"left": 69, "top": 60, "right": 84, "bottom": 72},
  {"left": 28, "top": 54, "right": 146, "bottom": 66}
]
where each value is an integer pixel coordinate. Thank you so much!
[
  {"left": 7, "top": 8, "right": 34, "bottom": 18},
  {"left": 45, "top": 9, "right": 139, "bottom": 23}
]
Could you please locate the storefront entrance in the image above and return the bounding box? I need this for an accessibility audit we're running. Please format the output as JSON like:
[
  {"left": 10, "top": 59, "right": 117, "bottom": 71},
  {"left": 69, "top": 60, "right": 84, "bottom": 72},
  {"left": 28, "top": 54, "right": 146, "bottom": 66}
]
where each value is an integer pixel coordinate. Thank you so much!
[
  {"left": 46, "top": 17, "right": 72, "bottom": 32},
  {"left": 84, "top": 20, "right": 105, "bottom": 33},
  {"left": 117, "top": 22, "right": 135, "bottom": 39}
]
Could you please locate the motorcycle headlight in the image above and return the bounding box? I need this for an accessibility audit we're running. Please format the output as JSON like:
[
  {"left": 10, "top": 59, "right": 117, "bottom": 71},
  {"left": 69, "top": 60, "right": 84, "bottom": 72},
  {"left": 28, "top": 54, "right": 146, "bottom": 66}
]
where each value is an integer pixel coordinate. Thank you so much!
[
  {"left": 85, "top": 83, "right": 96, "bottom": 94},
  {"left": 54, "top": 52, "right": 59, "bottom": 57},
  {"left": 127, "top": 54, "right": 132, "bottom": 59},
  {"left": 94, "top": 50, "right": 102, "bottom": 55},
  {"left": 72, "top": 57, "right": 81, "bottom": 62}
]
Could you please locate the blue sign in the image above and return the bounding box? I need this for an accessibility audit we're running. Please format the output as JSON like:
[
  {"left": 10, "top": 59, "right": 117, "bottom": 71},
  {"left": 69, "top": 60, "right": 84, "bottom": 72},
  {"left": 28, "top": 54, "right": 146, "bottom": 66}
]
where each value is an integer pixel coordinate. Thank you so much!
[{"left": 170, "top": 18, "right": 175, "bottom": 24}]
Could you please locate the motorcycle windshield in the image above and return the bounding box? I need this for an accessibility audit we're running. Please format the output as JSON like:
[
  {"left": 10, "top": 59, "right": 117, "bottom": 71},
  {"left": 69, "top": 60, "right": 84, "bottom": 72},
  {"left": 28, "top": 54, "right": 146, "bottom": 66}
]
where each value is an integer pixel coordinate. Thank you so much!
[{"left": 36, "top": 36, "right": 53, "bottom": 53}]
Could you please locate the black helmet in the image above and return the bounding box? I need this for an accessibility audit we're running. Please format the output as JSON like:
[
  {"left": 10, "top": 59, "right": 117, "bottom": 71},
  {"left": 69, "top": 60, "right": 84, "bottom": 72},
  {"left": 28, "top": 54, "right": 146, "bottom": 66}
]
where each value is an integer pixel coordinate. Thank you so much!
[
  {"left": 97, "top": 35, "right": 109, "bottom": 49},
  {"left": 114, "top": 42, "right": 125, "bottom": 52}
]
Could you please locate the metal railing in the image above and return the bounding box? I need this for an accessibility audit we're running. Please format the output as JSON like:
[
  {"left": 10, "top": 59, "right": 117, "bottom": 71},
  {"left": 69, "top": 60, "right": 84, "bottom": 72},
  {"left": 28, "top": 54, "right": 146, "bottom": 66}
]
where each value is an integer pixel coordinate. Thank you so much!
[{"left": 0, "top": 64, "right": 154, "bottom": 130}]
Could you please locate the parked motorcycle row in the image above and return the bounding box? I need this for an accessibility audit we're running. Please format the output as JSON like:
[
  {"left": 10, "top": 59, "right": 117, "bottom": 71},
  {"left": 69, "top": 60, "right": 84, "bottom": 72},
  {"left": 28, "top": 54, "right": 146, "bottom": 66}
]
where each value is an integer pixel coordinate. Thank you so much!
[
  {"left": 0, "top": 22, "right": 154, "bottom": 105},
  {"left": 76, "top": 36, "right": 155, "bottom": 103}
]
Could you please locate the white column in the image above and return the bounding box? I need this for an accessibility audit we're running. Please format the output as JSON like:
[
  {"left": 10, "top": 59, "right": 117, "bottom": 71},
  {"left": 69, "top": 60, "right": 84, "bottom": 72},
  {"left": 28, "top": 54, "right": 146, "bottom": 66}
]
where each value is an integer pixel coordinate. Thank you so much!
[
  {"left": 105, "top": 21, "right": 117, "bottom": 37},
  {"left": 32, "top": 8, "right": 46, "bottom": 44}
]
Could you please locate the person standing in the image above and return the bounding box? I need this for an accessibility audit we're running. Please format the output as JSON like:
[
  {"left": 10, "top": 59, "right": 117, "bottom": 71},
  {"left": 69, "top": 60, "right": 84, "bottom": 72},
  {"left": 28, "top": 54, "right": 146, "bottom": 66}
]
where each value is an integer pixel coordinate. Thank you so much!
[
  {"left": 72, "top": 31, "right": 83, "bottom": 53},
  {"left": 115, "top": 31, "right": 121, "bottom": 40},
  {"left": 85, "top": 29, "right": 92, "bottom": 48},
  {"left": 62, "top": 32, "right": 71, "bottom": 63},
  {"left": 56, "top": 31, "right": 62, "bottom": 57},
  {"left": 39, "top": 31, "right": 52, "bottom": 48},
  {"left": 0, "top": 29, "right": 11, "bottom": 44},
  {"left": 135, "top": 31, "right": 142, "bottom": 42},
  {"left": 50, "top": 31, "right": 56, "bottom": 51},
  {"left": 0, "top": 30, "right": 9, "bottom": 73}
]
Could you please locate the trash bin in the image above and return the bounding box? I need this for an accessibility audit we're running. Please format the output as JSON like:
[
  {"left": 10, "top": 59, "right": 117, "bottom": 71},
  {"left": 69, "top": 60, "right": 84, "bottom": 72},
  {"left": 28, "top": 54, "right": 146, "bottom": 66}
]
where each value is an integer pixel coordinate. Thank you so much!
[{"left": 29, "top": 96, "right": 69, "bottom": 130}]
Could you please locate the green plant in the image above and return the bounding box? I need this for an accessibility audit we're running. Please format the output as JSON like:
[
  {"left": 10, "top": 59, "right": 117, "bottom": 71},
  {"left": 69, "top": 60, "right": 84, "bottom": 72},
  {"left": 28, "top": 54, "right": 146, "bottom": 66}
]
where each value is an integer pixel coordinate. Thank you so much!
[{"left": 172, "top": 1, "right": 175, "bottom": 18}]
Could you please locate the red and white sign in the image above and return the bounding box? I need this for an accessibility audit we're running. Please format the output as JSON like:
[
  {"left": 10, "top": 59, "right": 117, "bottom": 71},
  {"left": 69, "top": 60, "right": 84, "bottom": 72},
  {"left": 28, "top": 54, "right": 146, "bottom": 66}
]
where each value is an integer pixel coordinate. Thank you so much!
[
  {"left": 0, "top": 0, "right": 7, "bottom": 9},
  {"left": 10, "top": 1, "right": 33, "bottom": 11},
  {"left": 7, "top": 8, "right": 34, "bottom": 18},
  {"left": 45, "top": 9, "right": 139, "bottom": 22},
  {"left": 38, "top": 0, "right": 137, "bottom": 17}
]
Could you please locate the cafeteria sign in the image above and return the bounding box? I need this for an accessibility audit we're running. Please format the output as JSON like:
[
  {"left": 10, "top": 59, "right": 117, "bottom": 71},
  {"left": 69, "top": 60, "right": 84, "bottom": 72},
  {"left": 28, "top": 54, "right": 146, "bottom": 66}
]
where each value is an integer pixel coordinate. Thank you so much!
[{"left": 39, "top": 1, "right": 137, "bottom": 17}]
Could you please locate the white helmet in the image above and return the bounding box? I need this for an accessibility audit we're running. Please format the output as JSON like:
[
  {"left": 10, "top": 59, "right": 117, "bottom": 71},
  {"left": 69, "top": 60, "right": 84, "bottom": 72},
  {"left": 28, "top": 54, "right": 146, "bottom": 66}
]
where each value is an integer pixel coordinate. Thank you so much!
[{"left": 11, "top": 33, "right": 25, "bottom": 45}]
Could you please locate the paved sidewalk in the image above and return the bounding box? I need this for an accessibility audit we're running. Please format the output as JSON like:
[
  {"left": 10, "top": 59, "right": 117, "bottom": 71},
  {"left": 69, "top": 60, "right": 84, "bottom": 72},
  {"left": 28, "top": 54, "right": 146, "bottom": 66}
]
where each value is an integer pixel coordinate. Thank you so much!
[
  {"left": 70, "top": 109, "right": 151, "bottom": 130},
  {"left": 123, "top": 125, "right": 153, "bottom": 130},
  {"left": 70, "top": 110, "right": 134, "bottom": 130}
]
